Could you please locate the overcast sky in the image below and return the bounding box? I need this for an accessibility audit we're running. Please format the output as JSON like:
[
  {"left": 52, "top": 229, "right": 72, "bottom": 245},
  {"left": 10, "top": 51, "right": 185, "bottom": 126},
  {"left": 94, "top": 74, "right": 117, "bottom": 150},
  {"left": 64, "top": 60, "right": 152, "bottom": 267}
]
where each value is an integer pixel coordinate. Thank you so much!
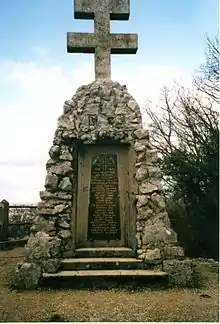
[{"left": 0, "top": 0, "right": 218, "bottom": 203}]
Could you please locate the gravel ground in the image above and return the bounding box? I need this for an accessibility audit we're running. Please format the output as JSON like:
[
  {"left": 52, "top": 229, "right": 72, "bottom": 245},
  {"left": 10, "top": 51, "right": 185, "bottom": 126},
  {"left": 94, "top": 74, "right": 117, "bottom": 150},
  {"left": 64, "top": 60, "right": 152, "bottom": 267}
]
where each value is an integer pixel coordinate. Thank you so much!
[{"left": 0, "top": 247, "right": 219, "bottom": 322}]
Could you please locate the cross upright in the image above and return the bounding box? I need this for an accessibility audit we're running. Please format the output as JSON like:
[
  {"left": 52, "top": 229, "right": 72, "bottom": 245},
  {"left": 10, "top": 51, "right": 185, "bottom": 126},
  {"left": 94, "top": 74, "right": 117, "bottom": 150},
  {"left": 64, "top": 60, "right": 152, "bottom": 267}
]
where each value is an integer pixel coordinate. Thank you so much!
[{"left": 67, "top": 0, "right": 138, "bottom": 80}]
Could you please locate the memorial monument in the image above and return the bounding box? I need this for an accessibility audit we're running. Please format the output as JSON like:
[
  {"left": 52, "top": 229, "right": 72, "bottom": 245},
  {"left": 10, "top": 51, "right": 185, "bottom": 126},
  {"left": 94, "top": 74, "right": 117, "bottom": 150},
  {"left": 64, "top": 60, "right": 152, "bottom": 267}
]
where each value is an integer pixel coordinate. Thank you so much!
[{"left": 13, "top": 0, "right": 196, "bottom": 290}]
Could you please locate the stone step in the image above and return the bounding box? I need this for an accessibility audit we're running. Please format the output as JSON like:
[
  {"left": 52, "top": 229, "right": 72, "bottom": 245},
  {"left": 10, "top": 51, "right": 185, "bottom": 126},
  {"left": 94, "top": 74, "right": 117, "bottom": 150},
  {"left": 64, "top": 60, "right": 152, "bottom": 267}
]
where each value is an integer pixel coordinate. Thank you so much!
[
  {"left": 61, "top": 257, "right": 143, "bottom": 270},
  {"left": 43, "top": 269, "right": 167, "bottom": 278},
  {"left": 75, "top": 247, "right": 136, "bottom": 258}
]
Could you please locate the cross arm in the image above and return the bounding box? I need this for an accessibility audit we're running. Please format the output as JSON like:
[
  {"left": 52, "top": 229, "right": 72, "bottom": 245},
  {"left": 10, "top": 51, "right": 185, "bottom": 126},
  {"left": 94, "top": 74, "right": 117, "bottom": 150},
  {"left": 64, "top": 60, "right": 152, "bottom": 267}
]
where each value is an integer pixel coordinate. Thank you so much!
[
  {"left": 74, "top": 0, "right": 130, "bottom": 20},
  {"left": 110, "top": 33, "right": 138, "bottom": 54},
  {"left": 67, "top": 32, "right": 96, "bottom": 53}
]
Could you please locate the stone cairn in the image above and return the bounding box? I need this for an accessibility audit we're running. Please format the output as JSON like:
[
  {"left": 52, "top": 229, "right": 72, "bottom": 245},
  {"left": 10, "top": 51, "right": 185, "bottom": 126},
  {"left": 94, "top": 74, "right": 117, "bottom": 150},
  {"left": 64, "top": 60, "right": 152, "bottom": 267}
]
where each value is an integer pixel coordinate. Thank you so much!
[{"left": 12, "top": 0, "right": 196, "bottom": 290}]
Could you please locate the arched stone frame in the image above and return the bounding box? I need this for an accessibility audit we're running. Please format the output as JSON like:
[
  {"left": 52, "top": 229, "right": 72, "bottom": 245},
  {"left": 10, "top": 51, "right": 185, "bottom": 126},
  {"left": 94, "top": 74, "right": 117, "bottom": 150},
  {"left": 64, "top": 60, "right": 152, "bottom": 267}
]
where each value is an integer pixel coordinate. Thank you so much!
[
  {"left": 31, "top": 80, "right": 183, "bottom": 263},
  {"left": 13, "top": 81, "right": 207, "bottom": 291}
]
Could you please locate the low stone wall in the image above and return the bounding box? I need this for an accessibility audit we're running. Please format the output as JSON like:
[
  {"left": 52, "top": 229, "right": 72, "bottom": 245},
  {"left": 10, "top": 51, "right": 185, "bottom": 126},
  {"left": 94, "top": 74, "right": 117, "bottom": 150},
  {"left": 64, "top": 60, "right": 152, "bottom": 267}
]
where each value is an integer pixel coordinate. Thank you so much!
[
  {"left": 9, "top": 205, "right": 38, "bottom": 224},
  {"left": 7, "top": 205, "right": 37, "bottom": 239}
]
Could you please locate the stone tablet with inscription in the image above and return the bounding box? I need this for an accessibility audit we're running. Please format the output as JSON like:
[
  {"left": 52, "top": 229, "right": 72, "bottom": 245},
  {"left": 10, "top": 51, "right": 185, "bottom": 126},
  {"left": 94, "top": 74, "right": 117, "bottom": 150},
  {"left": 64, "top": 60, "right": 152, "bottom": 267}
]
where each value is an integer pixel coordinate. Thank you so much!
[{"left": 88, "top": 153, "right": 121, "bottom": 241}]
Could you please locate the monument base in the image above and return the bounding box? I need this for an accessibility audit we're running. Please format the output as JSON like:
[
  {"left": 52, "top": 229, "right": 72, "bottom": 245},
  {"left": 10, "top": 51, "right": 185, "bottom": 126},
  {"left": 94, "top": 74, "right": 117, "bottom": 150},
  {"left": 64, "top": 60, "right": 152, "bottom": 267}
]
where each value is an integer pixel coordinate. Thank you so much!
[{"left": 12, "top": 80, "right": 194, "bottom": 289}]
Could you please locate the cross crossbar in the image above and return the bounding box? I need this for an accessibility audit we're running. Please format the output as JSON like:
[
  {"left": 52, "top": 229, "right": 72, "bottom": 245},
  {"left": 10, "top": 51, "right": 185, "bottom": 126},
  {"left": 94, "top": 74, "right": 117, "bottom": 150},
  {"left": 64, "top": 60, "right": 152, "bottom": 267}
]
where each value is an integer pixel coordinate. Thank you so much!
[
  {"left": 67, "top": 0, "right": 138, "bottom": 80},
  {"left": 67, "top": 32, "right": 137, "bottom": 54}
]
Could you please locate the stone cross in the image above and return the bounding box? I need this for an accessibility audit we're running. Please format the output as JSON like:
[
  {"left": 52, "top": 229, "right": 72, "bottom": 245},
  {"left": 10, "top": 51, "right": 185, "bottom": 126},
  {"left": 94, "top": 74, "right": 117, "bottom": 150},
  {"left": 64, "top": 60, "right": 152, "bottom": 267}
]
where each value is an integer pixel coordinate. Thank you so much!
[{"left": 67, "top": 0, "right": 138, "bottom": 80}]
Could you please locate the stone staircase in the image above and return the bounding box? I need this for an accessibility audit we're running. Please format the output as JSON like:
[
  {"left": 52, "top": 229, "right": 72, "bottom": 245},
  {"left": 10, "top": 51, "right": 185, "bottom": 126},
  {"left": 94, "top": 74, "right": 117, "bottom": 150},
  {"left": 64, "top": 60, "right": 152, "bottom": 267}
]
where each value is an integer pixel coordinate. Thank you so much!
[{"left": 42, "top": 248, "right": 168, "bottom": 288}]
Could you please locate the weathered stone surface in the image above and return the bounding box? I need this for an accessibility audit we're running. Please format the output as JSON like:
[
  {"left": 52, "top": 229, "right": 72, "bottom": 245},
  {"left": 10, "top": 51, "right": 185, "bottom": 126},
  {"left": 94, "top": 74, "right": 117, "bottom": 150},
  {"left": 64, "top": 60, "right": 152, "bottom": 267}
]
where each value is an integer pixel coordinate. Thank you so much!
[
  {"left": 68, "top": 0, "right": 138, "bottom": 80},
  {"left": 135, "top": 165, "right": 148, "bottom": 182},
  {"left": 74, "top": 0, "right": 130, "bottom": 19},
  {"left": 58, "top": 177, "right": 72, "bottom": 192},
  {"left": 134, "top": 142, "right": 146, "bottom": 152},
  {"left": 136, "top": 152, "right": 146, "bottom": 162},
  {"left": 139, "top": 181, "right": 158, "bottom": 194},
  {"left": 147, "top": 165, "right": 161, "bottom": 178},
  {"left": 12, "top": 262, "right": 42, "bottom": 289},
  {"left": 60, "top": 147, "right": 73, "bottom": 161},
  {"left": 49, "top": 145, "right": 60, "bottom": 159},
  {"left": 46, "top": 158, "right": 57, "bottom": 168},
  {"left": 48, "top": 161, "right": 72, "bottom": 176},
  {"left": 58, "top": 229, "right": 72, "bottom": 239},
  {"left": 163, "top": 259, "right": 200, "bottom": 287},
  {"left": 63, "top": 101, "right": 72, "bottom": 114},
  {"left": 25, "top": 231, "right": 61, "bottom": 263},
  {"left": 137, "top": 206, "right": 154, "bottom": 220},
  {"left": 136, "top": 195, "right": 148, "bottom": 207},
  {"left": 163, "top": 246, "right": 185, "bottom": 259},
  {"left": 41, "top": 258, "right": 61, "bottom": 273},
  {"left": 134, "top": 129, "right": 149, "bottom": 140},
  {"left": 58, "top": 220, "right": 70, "bottom": 229},
  {"left": 141, "top": 248, "right": 161, "bottom": 261},
  {"left": 145, "top": 150, "right": 159, "bottom": 164},
  {"left": 40, "top": 191, "right": 72, "bottom": 201},
  {"left": 31, "top": 217, "right": 56, "bottom": 234},
  {"left": 45, "top": 173, "right": 59, "bottom": 192},
  {"left": 150, "top": 193, "right": 166, "bottom": 211},
  {"left": 54, "top": 204, "right": 69, "bottom": 214},
  {"left": 142, "top": 223, "right": 177, "bottom": 247}
]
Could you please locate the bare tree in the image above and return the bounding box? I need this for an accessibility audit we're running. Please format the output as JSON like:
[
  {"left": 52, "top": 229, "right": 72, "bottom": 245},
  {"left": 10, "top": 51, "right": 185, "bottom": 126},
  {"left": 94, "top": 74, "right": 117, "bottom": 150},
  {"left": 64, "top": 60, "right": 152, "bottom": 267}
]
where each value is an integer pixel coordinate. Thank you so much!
[
  {"left": 144, "top": 35, "right": 219, "bottom": 259},
  {"left": 194, "top": 34, "right": 219, "bottom": 103}
]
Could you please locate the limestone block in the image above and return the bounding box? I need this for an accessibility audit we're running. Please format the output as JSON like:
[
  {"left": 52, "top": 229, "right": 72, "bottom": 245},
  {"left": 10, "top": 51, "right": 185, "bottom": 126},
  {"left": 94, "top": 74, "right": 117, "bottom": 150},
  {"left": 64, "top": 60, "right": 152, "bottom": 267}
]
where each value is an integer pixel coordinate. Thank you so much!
[
  {"left": 80, "top": 115, "right": 90, "bottom": 132},
  {"left": 45, "top": 173, "right": 59, "bottom": 192},
  {"left": 135, "top": 165, "right": 148, "bottom": 182},
  {"left": 49, "top": 145, "right": 60, "bottom": 159},
  {"left": 142, "top": 223, "right": 177, "bottom": 247},
  {"left": 163, "top": 259, "right": 199, "bottom": 287},
  {"left": 150, "top": 193, "right": 166, "bottom": 211},
  {"left": 58, "top": 115, "right": 74, "bottom": 130},
  {"left": 136, "top": 152, "right": 146, "bottom": 162},
  {"left": 134, "top": 129, "right": 149, "bottom": 140},
  {"left": 49, "top": 161, "right": 72, "bottom": 176},
  {"left": 60, "top": 147, "right": 73, "bottom": 161},
  {"left": 30, "top": 217, "right": 56, "bottom": 234},
  {"left": 134, "top": 142, "right": 145, "bottom": 152},
  {"left": 46, "top": 159, "right": 58, "bottom": 169},
  {"left": 12, "top": 262, "right": 42, "bottom": 289},
  {"left": 58, "top": 220, "right": 70, "bottom": 229},
  {"left": 40, "top": 191, "right": 72, "bottom": 201},
  {"left": 115, "top": 106, "right": 126, "bottom": 114},
  {"left": 37, "top": 202, "right": 70, "bottom": 216},
  {"left": 137, "top": 208, "right": 154, "bottom": 221},
  {"left": 63, "top": 102, "right": 72, "bottom": 114},
  {"left": 58, "top": 229, "right": 72, "bottom": 239},
  {"left": 163, "top": 246, "right": 185, "bottom": 259},
  {"left": 58, "top": 177, "right": 72, "bottom": 192},
  {"left": 25, "top": 231, "right": 61, "bottom": 262},
  {"left": 136, "top": 195, "right": 148, "bottom": 207},
  {"left": 143, "top": 248, "right": 161, "bottom": 261},
  {"left": 41, "top": 258, "right": 61, "bottom": 273},
  {"left": 147, "top": 165, "right": 161, "bottom": 178},
  {"left": 145, "top": 150, "right": 159, "bottom": 164},
  {"left": 128, "top": 99, "right": 138, "bottom": 111},
  {"left": 139, "top": 181, "right": 158, "bottom": 194},
  {"left": 54, "top": 204, "right": 69, "bottom": 214}
]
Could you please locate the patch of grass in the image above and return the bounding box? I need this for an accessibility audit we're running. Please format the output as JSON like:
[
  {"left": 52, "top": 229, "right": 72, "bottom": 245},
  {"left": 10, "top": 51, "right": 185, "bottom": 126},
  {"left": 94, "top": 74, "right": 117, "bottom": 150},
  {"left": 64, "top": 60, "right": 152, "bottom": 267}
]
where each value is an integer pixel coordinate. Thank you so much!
[{"left": 0, "top": 248, "right": 219, "bottom": 322}]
